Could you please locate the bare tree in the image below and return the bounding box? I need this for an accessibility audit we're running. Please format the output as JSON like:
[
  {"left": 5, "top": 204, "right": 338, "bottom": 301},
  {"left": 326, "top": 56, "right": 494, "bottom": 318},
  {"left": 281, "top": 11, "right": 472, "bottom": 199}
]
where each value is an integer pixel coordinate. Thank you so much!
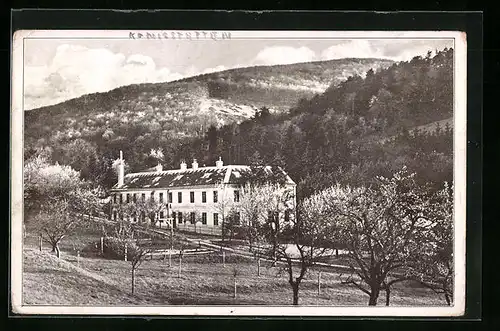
[
  {"left": 129, "top": 241, "right": 152, "bottom": 295},
  {"left": 406, "top": 182, "right": 454, "bottom": 305},
  {"left": 137, "top": 198, "right": 166, "bottom": 227},
  {"left": 238, "top": 183, "right": 267, "bottom": 251},
  {"left": 243, "top": 182, "right": 332, "bottom": 305},
  {"left": 105, "top": 215, "right": 152, "bottom": 294},
  {"left": 24, "top": 156, "right": 101, "bottom": 258},
  {"left": 322, "top": 167, "right": 442, "bottom": 306},
  {"left": 212, "top": 182, "right": 234, "bottom": 243}
]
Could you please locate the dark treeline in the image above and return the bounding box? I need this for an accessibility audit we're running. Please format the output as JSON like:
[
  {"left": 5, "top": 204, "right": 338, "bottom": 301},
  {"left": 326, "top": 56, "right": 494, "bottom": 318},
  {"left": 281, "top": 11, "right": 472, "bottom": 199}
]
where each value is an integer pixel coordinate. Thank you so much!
[
  {"left": 24, "top": 48, "right": 453, "bottom": 198},
  {"left": 173, "top": 48, "right": 454, "bottom": 198}
]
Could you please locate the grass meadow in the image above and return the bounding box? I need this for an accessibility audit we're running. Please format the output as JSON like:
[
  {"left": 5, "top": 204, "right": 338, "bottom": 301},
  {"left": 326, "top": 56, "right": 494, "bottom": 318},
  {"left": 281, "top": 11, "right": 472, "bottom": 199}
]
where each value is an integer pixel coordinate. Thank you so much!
[{"left": 21, "top": 227, "right": 446, "bottom": 307}]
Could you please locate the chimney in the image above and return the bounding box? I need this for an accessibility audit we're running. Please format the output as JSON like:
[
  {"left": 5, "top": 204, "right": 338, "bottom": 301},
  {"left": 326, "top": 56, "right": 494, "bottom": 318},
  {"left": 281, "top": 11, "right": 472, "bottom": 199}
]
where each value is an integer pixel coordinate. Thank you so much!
[
  {"left": 192, "top": 158, "right": 199, "bottom": 170},
  {"left": 118, "top": 150, "right": 125, "bottom": 187},
  {"left": 216, "top": 156, "right": 224, "bottom": 168},
  {"left": 180, "top": 160, "right": 187, "bottom": 171},
  {"left": 155, "top": 163, "right": 163, "bottom": 172}
]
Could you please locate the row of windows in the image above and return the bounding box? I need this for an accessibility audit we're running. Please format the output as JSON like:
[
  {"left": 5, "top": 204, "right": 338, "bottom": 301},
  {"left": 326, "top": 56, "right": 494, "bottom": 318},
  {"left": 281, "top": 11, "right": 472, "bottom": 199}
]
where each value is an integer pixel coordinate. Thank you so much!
[
  {"left": 112, "top": 210, "right": 289, "bottom": 226},
  {"left": 113, "top": 190, "right": 240, "bottom": 204},
  {"left": 114, "top": 210, "right": 223, "bottom": 226}
]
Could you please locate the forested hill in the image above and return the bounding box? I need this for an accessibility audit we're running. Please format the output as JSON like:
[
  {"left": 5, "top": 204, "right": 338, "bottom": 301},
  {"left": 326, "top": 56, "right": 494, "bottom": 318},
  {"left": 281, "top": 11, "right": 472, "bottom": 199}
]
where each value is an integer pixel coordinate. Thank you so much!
[
  {"left": 177, "top": 48, "right": 454, "bottom": 198},
  {"left": 24, "top": 49, "right": 453, "bottom": 198},
  {"left": 24, "top": 58, "right": 393, "bottom": 187}
]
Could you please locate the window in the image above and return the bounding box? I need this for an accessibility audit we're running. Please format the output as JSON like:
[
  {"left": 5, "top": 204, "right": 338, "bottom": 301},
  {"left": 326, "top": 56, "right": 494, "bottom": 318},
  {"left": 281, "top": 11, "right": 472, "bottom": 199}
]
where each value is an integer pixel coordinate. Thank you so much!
[
  {"left": 168, "top": 192, "right": 173, "bottom": 203},
  {"left": 113, "top": 211, "right": 117, "bottom": 221},
  {"left": 234, "top": 190, "right": 240, "bottom": 202},
  {"left": 202, "top": 212, "right": 207, "bottom": 224},
  {"left": 159, "top": 211, "right": 164, "bottom": 219},
  {"left": 141, "top": 211, "right": 146, "bottom": 222},
  {"left": 120, "top": 194, "right": 123, "bottom": 204},
  {"left": 150, "top": 191, "right": 154, "bottom": 201},
  {"left": 126, "top": 193, "right": 130, "bottom": 203},
  {"left": 202, "top": 191, "right": 207, "bottom": 203},
  {"left": 133, "top": 193, "right": 137, "bottom": 203},
  {"left": 213, "top": 213, "right": 219, "bottom": 226},
  {"left": 190, "top": 191, "right": 195, "bottom": 203},
  {"left": 159, "top": 192, "right": 164, "bottom": 203},
  {"left": 178, "top": 212, "right": 183, "bottom": 224},
  {"left": 190, "top": 212, "right": 195, "bottom": 224},
  {"left": 172, "top": 212, "right": 176, "bottom": 221},
  {"left": 113, "top": 194, "right": 117, "bottom": 204},
  {"left": 141, "top": 193, "right": 146, "bottom": 202},
  {"left": 178, "top": 192, "right": 182, "bottom": 203},
  {"left": 213, "top": 190, "right": 218, "bottom": 203},
  {"left": 235, "top": 212, "right": 241, "bottom": 225}
]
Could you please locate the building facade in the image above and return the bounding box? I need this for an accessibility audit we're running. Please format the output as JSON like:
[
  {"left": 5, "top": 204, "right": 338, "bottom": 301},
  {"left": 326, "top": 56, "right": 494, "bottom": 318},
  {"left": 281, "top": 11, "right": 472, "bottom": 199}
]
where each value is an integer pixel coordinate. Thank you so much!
[{"left": 109, "top": 152, "right": 296, "bottom": 233}]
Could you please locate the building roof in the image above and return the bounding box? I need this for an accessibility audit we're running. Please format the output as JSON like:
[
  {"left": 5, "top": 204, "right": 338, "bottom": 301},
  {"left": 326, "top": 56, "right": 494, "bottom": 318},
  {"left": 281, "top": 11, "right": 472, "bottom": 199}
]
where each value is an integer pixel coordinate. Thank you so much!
[{"left": 111, "top": 165, "right": 295, "bottom": 191}]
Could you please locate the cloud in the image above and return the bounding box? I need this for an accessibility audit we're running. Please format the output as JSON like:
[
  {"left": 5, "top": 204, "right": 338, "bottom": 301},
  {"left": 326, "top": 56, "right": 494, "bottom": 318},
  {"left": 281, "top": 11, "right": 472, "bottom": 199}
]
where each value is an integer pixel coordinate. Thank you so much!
[
  {"left": 321, "top": 40, "right": 388, "bottom": 60},
  {"left": 24, "top": 44, "right": 185, "bottom": 110},
  {"left": 201, "top": 65, "right": 228, "bottom": 74},
  {"left": 253, "top": 46, "right": 316, "bottom": 65},
  {"left": 321, "top": 39, "right": 452, "bottom": 62}
]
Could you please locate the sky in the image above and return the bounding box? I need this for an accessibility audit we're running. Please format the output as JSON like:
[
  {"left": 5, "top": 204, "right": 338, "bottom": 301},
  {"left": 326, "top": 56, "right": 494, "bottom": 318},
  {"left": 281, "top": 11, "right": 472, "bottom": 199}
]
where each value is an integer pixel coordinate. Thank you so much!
[{"left": 23, "top": 38, "right": 453, "bottom": 110}]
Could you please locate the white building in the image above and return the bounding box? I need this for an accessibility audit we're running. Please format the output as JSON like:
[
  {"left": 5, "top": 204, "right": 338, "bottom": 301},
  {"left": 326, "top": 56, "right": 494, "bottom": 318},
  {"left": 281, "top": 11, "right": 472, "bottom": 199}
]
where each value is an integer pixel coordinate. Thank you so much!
[{"left": 109, "top": 152, "right": 296, "bottom": 234}]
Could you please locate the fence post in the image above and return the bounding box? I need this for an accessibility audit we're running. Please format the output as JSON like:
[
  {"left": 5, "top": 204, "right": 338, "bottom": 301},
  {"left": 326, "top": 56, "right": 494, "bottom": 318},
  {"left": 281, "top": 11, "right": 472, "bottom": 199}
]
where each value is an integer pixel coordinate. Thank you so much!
[
  {"left": 77, "top": 250, "right": 80, "bottom": 268},
  {"left": 317, "top": 271, "right": 322, "bottom": 295},
  {"left": 39, "top": 233, "right": 43, "bottom": 252},
  {"left": 257, "top": 258, "right": 261, "bottom": 277},
  {"left": 222, "top": 250, "right": 226, "bottom": 267},
  {"left": 100, "top": 237, "right": 104, "bottom": 255},
  {"left": 178, "top": 252, "right": 182, "bottom": 278},
  {"left": 124, "top": 243, "right": 128, "bottom": 262},
  {"left": 233, "top": 276, "right": 237, "bottom": 299}
]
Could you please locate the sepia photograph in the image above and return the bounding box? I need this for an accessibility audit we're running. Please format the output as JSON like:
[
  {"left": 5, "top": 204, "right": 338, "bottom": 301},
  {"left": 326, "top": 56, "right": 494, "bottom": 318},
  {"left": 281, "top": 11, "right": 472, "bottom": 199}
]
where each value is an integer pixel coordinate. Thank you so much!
[{"left": 10, "top": 29, "right": 467, "bottom": 316}]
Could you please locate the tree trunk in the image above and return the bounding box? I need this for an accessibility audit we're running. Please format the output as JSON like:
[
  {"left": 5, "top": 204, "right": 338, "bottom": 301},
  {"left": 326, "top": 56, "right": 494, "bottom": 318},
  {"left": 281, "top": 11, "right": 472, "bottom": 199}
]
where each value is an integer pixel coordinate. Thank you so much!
[
  {"left": 385, "top": 286, "right": 391, "bottom": 306},
  {"left": 221, "top": 220, "right": 225, "bottom": 243},
  {"left": 292, "top": 283, "right": 300, "bottom": 305},
  {"left": 55, "top": 244, "right": 60, "bottom": 259},
  {"left": 444, "top": 292, "right": 451, "bottom": 306},
  {"left": 257, "top": 258, "right": 261, "bottom": 276},
  {"left": 131, "top": 267, "right": 135, "bottom": 294},
  {"left": 368, "top": 287, "right": 380, "bottom": 306},
  {"left": 38, "top": 234, "right": 43, "bottom": 252}
]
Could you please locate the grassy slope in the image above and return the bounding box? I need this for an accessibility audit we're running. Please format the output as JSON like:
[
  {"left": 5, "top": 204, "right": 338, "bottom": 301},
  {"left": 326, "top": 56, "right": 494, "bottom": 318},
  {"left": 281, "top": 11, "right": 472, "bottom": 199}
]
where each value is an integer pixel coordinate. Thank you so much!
[
  {"left": 23, "top": 248, "right": 154, "bottom": 305},
  {"left": 22, "top": 229, "right": 445, "bottom": 307}
]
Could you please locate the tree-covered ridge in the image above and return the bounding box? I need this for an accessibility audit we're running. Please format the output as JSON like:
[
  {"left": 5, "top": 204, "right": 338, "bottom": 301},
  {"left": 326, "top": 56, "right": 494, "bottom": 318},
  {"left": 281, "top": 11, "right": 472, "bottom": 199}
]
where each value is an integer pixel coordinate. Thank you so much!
[
  {"left": 178, "top": 48, "right": 453, "bottom": 198},
  {"left": 24, "top": 58, "right": 393, "bottom": 185}
]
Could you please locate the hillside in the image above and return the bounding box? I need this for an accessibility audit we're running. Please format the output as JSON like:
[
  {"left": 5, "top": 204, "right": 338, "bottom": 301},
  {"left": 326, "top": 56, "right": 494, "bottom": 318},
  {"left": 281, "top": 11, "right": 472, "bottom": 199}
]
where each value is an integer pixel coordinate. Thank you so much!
[
  {"left": 23, "top": 49, "right": 454, "bottom": 195},
  {"left": 23, "top": 248, "right": 154, "bottom": 305},
  {"left": 24, "top": 57, "right": 393, "bottom": 181},
  {"left": 177, "top": 48, "right": 454, "bottom": 197}
]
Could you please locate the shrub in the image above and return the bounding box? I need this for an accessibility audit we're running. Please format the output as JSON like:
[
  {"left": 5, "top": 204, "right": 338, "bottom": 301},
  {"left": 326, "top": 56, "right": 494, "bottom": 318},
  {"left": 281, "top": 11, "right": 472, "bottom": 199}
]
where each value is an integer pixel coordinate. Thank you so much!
[{"left": 102, "top": 236, "right": 140, "bottom": 260}]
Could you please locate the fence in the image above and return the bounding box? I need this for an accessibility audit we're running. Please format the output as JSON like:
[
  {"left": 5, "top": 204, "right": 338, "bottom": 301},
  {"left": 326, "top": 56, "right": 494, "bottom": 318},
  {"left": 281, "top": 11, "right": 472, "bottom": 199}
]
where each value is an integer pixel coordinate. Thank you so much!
[{"left": 175, "top": 223, "right": 223, "bottom": 236}]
